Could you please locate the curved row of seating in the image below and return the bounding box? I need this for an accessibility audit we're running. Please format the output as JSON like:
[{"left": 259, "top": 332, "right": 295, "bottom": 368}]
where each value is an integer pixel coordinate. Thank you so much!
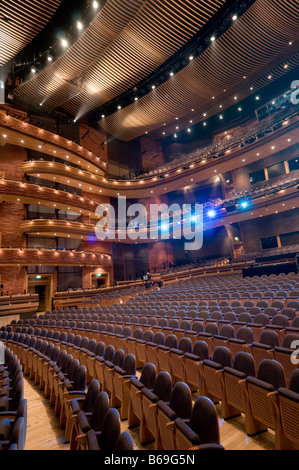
[
  {"left": 0, "top": 345, "right": 27, "bottom": 450},
  {"left": 5, "top": 311, "right": 299, "bottom": 385},
  {"left": 3, "top": 329, "right": 224, "bottom": 450}
]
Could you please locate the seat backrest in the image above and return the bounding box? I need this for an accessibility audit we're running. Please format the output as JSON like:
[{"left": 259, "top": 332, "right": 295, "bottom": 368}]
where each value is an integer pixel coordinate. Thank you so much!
[
  {"left": 282, "top": 333, "right": 299, "bottom": 349},
  {"left": 122, "top": 354, "right": 136, "bottom": 376},
  {"left": 219, "top": 325, "right": 235, "bottom": 339},
  {"left": 114, "top": 432, "right": 134, "bottom": 451},
  {"left": 99, "top": 408, "right": 120, "bottom": 451},
  {"left": 212, "top": 346, "right": 232, "bottom": 368},
  {"left": 232, "top": 352, "right": 256, "bottom": 376},
  {"left": 189, "top": 396, "right": 220, "bottom": 444},
  {"left": 257, "top": 359, "right": 286, "bottom": 389},
  {"left": 271, "top": 315, "right": 289, "bottom": 328},
  {"left": 95, "top": 341, "right": 105, "bottom": 357},
  {"left": 112, "top": 349, "right": 124, "bottom": 368},
  {"left": 143, "top": 330, "right": 154, "bottom": 342},
  {"left": 193, "top": 341, "right": 209, "bottom": 360},
  {"left": 72, "top": 365, "right": 86, "bottom": 391},
  {"left": 152, "top": 371, "right": 172, "bottom": 401},
  {"left": 165, "top": 334, "right": 177, "bottom": 349},
  {"left": 178, "top": 337, "right": 192, "bottom": 353},
  {"left": 90, "top": 391, "right": 109, "bottom": 431},
  {"left": 140, "top": 363, "right": 156, "bottom": 389},
  {"left": 289, "top": 369, "right": 299, "bottom": 393},
  {"left": 104, "top": 345, "right": 114, "bottom": 362},
  {"left": 168, "top": 382, "right": 192, "bottom": 419},
  {"left": 259, "top": 330, "right": 280, "bottom": 348}
]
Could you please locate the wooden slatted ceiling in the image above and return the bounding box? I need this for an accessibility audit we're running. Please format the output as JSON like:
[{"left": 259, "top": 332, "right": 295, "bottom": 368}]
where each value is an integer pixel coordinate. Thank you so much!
[
  {"left": 13, "top": 0, "right": 226, "bottom": 116},
  {"left": 97, "top": 0, "right": 299, "bottom": 140},
  {"left": 0, "top": 0, "right": 62, "bottom": 66}
]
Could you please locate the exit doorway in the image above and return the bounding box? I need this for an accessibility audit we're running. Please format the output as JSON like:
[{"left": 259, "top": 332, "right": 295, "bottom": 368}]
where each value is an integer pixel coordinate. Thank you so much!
[{"left": 27, "top": 275, "right": 52, "bottom": 312}]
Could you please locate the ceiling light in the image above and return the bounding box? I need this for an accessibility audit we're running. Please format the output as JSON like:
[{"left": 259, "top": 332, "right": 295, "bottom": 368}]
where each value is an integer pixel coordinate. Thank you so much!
[
  {"left": 134, "top": 96, "right": 138, "bottom": 101},
  {"left": 284, "top": 64, "right": 288, "bottom": 69},
  {"left": 117, "top": 105, "right": 121, "bottom": 110},
  {"left": 169, "top": 71, "right": 174, "bottom": 77},
  {"left": 174, "top": 133, "right": 177, "bottom": 138},
  {"left": 31, "top": 68, "right": 36, "bottom": 74},
  {"left": 232, "top": 14, "right": 238, "bottom": 21},
  {"left": 238, "top": 107, "right": 242, "bottom": 111},
  {"left": 61, "top": 39, "right": 68, "bottom": 48},
  {"left": 101, "top": 114, "right": 105, "bottom": 118},
  {"left": 77, "top": 21, "right": 83, "bottom": 30},
  {"left": 268, "top": 75, "right": 272, "bottom": 79},
  {"left": 151, "top": 84, "right": 156, "bottom": 89},
  {"left": 187, "top": 128, "right": 191, "bottom": 133},
  {"left": 219, "top": 114, "right": 223, "bottom": 120},
  {"left": 189, "top": 55, "right": 194, "bottom": 61},
  {"left": 93, "top": 1, "right": 99, "bottom": 8},
  {"left": 210, "top": 36, "right": 216, "bottom": 42},
  {"left": 47, "top": 55, "right": 53, "bottom": 62}
]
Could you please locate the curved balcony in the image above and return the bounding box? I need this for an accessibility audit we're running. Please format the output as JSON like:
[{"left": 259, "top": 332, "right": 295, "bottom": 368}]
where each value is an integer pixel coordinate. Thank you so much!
[
  {"left": 21, "top": 117, "right": 299, "bottom": 198},
  {"left": 0, "top": 248, "right": 112, "bottom": 267},
  {"left": 0, "top": 109, "right": 107, "bottom": 174},
  {"left": 19, "top": 182, "right": 299, "bottom": 242},
  {"left": 0, "top": 178, "right": 98, "bottom": 216},
  {"left": 20, "top": 219, "right": 98, "bottom": 240}
]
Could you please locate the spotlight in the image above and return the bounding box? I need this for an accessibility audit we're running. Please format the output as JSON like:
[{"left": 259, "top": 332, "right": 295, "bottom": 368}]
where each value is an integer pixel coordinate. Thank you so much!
[
  {"left": 240, "top": 201, "right": 249, "bottom": 209},
  {"left": 61, "top": 39, "right": 68, "bottom": 48},
  {"left": 207, "top": 209, "right": 216, "bottom": 218},
  {"left": 93, "top": 1, "right": 99, "bottom": 8}
]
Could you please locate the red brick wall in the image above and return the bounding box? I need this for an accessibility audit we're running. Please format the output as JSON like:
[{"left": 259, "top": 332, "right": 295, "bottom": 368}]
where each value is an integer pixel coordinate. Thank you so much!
[
  {"left": 0, "top": 266, "right": 26, "bottom": 294},
  {"left": 0, "top": 143, "right": 27, "bottom": 181}
]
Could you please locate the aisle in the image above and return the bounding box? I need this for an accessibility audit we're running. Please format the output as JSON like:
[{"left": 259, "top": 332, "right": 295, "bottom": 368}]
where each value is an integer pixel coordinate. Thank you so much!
[{"left": 23, "top": 377, "right": 69, "bottom": 450}]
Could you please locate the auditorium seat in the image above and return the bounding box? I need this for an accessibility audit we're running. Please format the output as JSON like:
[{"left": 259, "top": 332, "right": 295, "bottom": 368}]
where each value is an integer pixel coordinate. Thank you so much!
[
  {"left": 173, "top": 396, "right": 220, "bottom": 450},
  {"left": 245, "top": 359, "right": 286, "bottom": 441},
  {"left": 156, "top": 382, "right": 192, "bottom": 450},
  {"left": 139, "top": 371, "right": 172, "bottom": 444},
  {"left": 128, "top": 363, "right": 157, "bottom": 428}
]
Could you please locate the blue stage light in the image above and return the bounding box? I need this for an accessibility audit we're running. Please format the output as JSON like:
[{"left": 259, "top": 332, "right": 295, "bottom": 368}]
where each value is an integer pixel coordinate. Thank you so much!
[{"left": 207, "top": 209, "right": 216, "bottom": 218}]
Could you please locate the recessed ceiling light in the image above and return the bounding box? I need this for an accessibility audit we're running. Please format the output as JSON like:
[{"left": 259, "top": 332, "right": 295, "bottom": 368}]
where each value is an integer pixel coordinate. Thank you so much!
[
  {"left": 151, "top": 84, "right": 156, "bottom": 89},
  {"left": 77, "top": 21, "right": 83, "bottom": 30},
  {"left": 232, "top": 14, "right": 238, "bottom": 21},
  {"left": 61, "top": 39, "right": 68, "bottom": 48},
  {"left": 93, "top": 1, "right": 99, "bottom": 8},
  {"left": 211, "top": 36, "right": 216, "bottom": 42},
  {"left": 189, "top": 55, "right": 194, "bottom": 61},
  {"left": 169, "top": 71, "right": 174, "bottom": 76}
]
